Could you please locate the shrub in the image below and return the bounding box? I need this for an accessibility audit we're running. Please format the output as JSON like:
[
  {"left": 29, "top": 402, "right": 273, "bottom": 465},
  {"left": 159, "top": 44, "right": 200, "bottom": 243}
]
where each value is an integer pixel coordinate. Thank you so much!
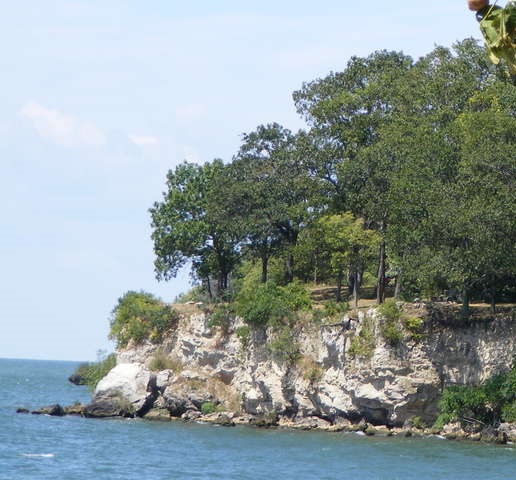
[
  {"left": 301, "top": 356, "right": 323, "bottom": 385},
  {"left": 377, "top": 299, "right": 401, "bottom": 322},
  {"left": 148, "top": 349, "right": 183, "bottom": 372},
  {"left": 72, "top": 351, "right": 116, "bottom": 391},
  {"left": 403, "top": 315, "right": 425, "bottom": 341},
  {"left": 207, "top": 304, "right": 234, "bottom": 334},
  {"left": 267, "top": 327, "right": 300, "bottom": 363},
  {"left": 235, "top": 325, "right": 251, "bottom": 348},
  {"left": 502, "top": 401, "right": 516, "bottom": 422},
  {"left": 381, "top": 320, "right": 403, "bottom": 346},
  {"left": 235, "top": 283, "right": 290, "bottom": 326},
  {"left": 348, "top": 317, "right": 375, "bottom": 359},
  {"left": 109, "top": 291, "right": 179, "bottom": 348},
  {"left": 323, "top": 300, "right": 350, "bottom": 319},
  {"left": 378, "top": 299, "right": 403, "bottom": 346},
  {"left": 435, "top": 362, "right": 516, "bottom": 427},
  {"left": 403, "top": 316, "right": 424, "bottom": 332},
  {"left": 280, "top": 281, "right": 312, "bottom": 311},
  {"left": 173, "top": 286, "right": 206, "bottom": 303},
  {"left": 201, "top": 402, "right": 217, "bottom": 415}
]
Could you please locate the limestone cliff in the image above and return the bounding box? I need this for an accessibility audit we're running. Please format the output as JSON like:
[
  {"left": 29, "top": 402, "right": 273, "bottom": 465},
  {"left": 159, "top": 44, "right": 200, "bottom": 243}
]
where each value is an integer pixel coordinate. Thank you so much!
[{"left": 88, "top": 304, "right": 516, "bottom": 429}]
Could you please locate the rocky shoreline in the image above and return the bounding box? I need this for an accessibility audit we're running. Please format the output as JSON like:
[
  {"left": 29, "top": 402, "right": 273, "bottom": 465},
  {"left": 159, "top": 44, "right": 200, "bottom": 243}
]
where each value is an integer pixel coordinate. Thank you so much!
[
  {"left": 18, "top": 401, "right": 516, "bottom": 445},
  {"left": 19, "top": 303, "right": 516, "bottom": 445}
]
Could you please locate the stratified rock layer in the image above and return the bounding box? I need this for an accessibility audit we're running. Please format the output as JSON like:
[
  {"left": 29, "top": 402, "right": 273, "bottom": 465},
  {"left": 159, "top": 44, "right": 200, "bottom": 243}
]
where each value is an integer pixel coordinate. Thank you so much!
[{"left": 88, "top": 305, "right": 516, "bottom": 427}]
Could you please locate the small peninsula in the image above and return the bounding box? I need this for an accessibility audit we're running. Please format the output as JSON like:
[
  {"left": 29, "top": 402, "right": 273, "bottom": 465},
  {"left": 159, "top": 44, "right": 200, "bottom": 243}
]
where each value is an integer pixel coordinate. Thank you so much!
[{"left": 32, "top": 39, "right": 516, "bottom": 444}]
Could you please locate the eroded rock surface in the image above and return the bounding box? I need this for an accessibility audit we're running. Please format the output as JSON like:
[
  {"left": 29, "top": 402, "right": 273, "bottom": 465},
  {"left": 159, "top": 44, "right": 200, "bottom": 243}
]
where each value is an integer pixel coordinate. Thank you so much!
[{"left": 86, "top": 307, "right": 516, "bottom": 429}]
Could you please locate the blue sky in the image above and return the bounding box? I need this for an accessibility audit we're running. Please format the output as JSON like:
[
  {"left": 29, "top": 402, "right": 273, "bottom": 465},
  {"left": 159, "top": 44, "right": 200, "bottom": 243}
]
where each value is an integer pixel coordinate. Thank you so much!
[{"left": 0, "top": 1, "right": 483, "bottom": 361}]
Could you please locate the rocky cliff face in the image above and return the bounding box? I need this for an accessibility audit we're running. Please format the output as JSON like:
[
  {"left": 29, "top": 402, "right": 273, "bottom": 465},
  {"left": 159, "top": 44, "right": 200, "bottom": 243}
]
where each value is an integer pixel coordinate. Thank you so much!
[{"left": 89, "top": 304, "right": 516, "bottom": 428}]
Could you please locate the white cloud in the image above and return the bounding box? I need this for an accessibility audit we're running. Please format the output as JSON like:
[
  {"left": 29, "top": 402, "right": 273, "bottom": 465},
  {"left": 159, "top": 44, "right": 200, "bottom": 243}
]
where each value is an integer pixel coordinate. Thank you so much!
[
  {"left": 128, "top": 134, "right": 160, "bottom": 147},
  {"left": 175, "top": 103, "right": 206, "bottom": 124},
  {"left": 19, "top": 101, "right": 106, "bottom": 148}
]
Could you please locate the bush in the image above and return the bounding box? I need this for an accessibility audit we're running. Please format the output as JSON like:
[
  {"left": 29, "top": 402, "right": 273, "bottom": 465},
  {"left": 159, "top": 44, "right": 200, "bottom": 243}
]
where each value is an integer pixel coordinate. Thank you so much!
[
  {"left": 267, "top": 328, "right": 300, "bottom": 363},
  {"left": 301, "top": 356, "right": 323, "bottom": 385},
  {"left": 381, "top": 320, "right": 403, "bottom": 346},
  {"left": 435, "top": 362, "right": 516, "bottom": 427},
  {"left": 148, "top": 349, "right": 183, "bottom": 372},
  {"left": 109, "top": 291, "right": 179, "bottom": 348},
  {"left": 207, "top": 304, "right": 234, "bottom": 333},
  {"left": 280, "top": 281, "right": 312, "bottom": 311},
  {"left": 403, "top": 315, "right": 425, "bottom": 340},
  {"left": 502, "top": 401, "right": 516, "bottom": 422},
  {"left": 235, "top": 325, "right": 251, "bottom": 348},
  {"left": 348, "top": 317, "right": 375, "bottom": 359},
  {"left": 377, "top": 299, "right": 401, "bottom": 322},
  {"left": 201, "top": 402, "right": 217, "bottom": 415},
  {"left": 235, "top": 279, "right": 313, "bottom": 328},
  {"left": 323, "top": 300, "right": 350, "bottom": 319},
  {"left": 72, "top": 351, "right": 116, "bottom": 391},
  {"left": 377, "top": 299, "right": 404, "bottom": 346}
]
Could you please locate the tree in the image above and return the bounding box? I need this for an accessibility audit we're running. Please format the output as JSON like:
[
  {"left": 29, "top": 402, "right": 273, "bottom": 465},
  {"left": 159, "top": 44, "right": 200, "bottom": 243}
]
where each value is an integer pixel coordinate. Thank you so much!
[
  {"left": 150, "top": 160, "right": 239, "bottom": 297},
  {"left": 297, "top": 213, "right": 379, "bottom": 305},
  {"left": 293, "top": 50, "right": 413, "bottom": 302},
  {"left": 228, "top": 123, "right": 320, "bottom": 283}
]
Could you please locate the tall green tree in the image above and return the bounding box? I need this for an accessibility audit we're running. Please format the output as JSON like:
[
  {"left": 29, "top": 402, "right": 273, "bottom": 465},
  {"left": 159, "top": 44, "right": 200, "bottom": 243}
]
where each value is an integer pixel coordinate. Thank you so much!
[
  {"left": 229, "top": 123, "right": 320, "bottom": 283},
  {"left": 150, "top": 160, "right": 239, "bottom": 297}
]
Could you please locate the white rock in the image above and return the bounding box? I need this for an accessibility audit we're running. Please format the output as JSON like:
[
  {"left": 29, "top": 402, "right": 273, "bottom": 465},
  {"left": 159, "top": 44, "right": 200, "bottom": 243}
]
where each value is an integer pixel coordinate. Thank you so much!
[{"left": 94, "top": 363, "right": 155, "bottom": 413}]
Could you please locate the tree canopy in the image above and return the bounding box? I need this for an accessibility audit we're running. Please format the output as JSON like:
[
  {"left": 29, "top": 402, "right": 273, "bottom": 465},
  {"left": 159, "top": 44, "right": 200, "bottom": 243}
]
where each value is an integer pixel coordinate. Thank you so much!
[{"left": 150, "top": 39, "right": 516, "bottom": 311}]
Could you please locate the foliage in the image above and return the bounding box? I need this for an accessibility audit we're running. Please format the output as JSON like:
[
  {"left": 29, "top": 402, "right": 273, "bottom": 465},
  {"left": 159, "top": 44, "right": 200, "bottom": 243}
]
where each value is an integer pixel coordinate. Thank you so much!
[
  {"left": 436, "top": 362, "right": 516, "bottom": 427},
  {"left": 207, "top": 304, "right": 234, "bottom": 334},
  {"left": 234, "top": 280, "right": 311, "bottom": 327},
  {"left": 267, "top": 327, "right": 300, "bottom": 363},
  {"left": 147, "top": 39, "right": 515, "bottom": 317},
  {"left": 301, "top": 356, "right": 324, "bottom": 385},
  {"left": 72, "top": 351, "right": 116, "bottom": 391},
  {"left": 377, "top": 299, "right": 401, "bottom": 323},
  {"left": 323, "top": 300, "right": 350, "bottom": 319},
  {"left": 348, "top": 317, "right": 375, "bottom": 359},
  {"left": 150, "top": 160, "right": 240, "bottom": 296},
  {"left": 235, "top": 325, "right": 251, "bottom": 348},
  {"left": 377, "top": 299, "right": 403, "bottom": 345},
  {"left": 173, "top": 286, "right": 207, "bottom": 304},
  {"left": 201, "top": 402, "right": 217, "bottom": 415},
  {"left": 109, "top": 291, "right": 179, "bottom": 348},
  {"left": 148, "top": 349, "right": 183, "bottom": 373},
  {"left": 380, "top": 320, "right": 403, "bottom": 346},
  {"left": 403, "top": 315, "right": 425, "bottom": 341}
]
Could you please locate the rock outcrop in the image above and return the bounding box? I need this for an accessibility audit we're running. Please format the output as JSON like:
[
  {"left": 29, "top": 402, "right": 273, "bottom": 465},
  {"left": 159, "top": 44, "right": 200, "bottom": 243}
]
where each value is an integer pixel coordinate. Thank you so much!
[{"left": 85, "top": 304, "right": 516, "bottom": 430}]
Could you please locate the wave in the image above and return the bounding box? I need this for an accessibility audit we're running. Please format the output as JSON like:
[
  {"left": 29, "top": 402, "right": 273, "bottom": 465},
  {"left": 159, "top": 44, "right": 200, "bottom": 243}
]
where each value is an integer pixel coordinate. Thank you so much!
[{"left": 22, "top": 453, "right": 55, "bottom": 458}]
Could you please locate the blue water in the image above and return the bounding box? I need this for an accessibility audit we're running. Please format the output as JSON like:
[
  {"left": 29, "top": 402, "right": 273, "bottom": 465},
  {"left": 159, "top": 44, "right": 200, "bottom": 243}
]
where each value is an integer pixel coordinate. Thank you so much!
[{"left": 0, "top": 359, "right": 515, "bottom": 479}]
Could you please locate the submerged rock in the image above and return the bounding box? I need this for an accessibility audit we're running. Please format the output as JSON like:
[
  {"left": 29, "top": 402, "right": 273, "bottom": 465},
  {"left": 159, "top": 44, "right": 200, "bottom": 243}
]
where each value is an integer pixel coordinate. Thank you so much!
[{"left": 31, "top": 404, "right": 65, "bottom": 416}]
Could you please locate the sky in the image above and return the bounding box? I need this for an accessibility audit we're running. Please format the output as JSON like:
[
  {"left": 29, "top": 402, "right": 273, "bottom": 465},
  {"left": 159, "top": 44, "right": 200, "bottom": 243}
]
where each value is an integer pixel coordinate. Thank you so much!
[{"left": 0, "top": 0, "right": 484, "bottom": 361}]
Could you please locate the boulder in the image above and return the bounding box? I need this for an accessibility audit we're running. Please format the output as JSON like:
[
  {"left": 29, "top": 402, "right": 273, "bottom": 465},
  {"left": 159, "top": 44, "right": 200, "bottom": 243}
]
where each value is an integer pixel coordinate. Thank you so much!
[
  {"left": 68, "top": 373, "right": 86, "bottom": 385},
  {"left": 31, "top": 404, "right": 64, "bottom": 416},
  {"left": 64, "top": 403, "right": 85, "bottom": 415},
  {"left": 143, "top": 408, "right": 171, "bottom": 422},
  {"left": 83, "top": 399, "right": 133, "bottom": 418},
  {"left": 90, "top": 363, "right": 157, "bottom": 416}
]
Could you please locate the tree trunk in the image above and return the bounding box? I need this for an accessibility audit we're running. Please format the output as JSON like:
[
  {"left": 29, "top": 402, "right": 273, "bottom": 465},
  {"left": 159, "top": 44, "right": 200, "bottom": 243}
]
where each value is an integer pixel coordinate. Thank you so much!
[
  {"left": 205, "top": 276, "right": 213, "bottom": 300},
  {"left": 286, "top": 252, "right": 295, "bottom": 283},
  {"left": 353, "top": 271, "right": 358, "bottom": 310},
  {"left": 376, "top": 240, "right": 386, "bottom": 304},
  {"left": 261, "top": 252, "right": 268, "bottom": 284},
  {"left": 336, "top": 269, "right": 343, "bottom": 303},
  {"left": 461, "top": 285, "right": 470, "bottom": 318},
  {"left": 394, "top": 269, "right": 402, "bottom": 299}
]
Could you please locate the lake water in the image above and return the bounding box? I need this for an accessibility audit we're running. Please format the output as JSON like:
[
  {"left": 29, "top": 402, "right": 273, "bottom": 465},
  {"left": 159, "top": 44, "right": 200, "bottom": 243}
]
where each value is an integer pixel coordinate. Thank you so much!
[{"left": 0, "top": 358, "right": 515, "bottom": 479}]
